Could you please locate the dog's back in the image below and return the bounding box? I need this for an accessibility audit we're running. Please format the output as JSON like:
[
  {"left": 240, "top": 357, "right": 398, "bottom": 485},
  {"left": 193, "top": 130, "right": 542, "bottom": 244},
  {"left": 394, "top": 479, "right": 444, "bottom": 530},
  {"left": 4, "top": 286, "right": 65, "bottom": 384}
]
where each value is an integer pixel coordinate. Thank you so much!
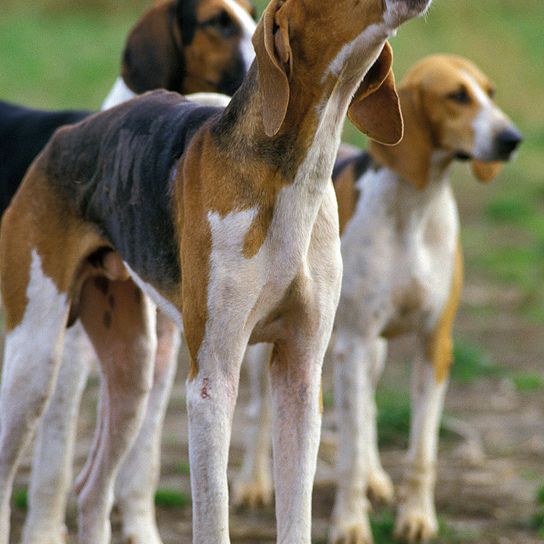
[
  {"left": 0, "top": 100, "right": 90, "bottom": 216},
  {"left": 42, "top": 90, "right": 222, "bottom": 290}
]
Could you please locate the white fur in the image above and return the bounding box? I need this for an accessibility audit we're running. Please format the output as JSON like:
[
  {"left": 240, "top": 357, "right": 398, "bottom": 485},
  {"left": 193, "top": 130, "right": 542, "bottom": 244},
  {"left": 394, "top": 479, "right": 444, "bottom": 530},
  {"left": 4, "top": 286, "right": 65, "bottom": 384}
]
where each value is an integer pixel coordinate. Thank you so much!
[
  {"left": 22, "top": 322, "right": 94, "bottom": 544},
  {"left": 100, "top": 77, "right": 136, "bottom": 111},
  {"left": 0, "top": 250, "right": 69, "bottom": 544},
  {"left": 330, "top": 160, "right": 459, "bottom": 542},
  {"left": 187, "top": 92, "right": 232, "bottom": 108},
  {"left": 465, "top": 70, "right": 512, "bottom": 160},
  {"left": 125, "top": 263, "right": 183, "bottom": 329},
  {"left": 223, "top": 0, "right": 256, "bottom": 73}
]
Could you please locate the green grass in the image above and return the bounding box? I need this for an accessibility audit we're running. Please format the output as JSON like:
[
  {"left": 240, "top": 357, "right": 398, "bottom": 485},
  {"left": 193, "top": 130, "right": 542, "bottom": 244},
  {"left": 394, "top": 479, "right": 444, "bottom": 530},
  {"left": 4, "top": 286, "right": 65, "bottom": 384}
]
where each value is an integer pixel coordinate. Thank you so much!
[
  {"left": 369, "top": 509, "right": 477, "bottom": 543},
  {"left": 530, "top": 485, "right": 544, "bottom": 538},
  {"left": 178, "top": 460, "right": 191, "bottom": 476},
  {"left": 512, "top": 372, "right": 544, "bottom": 392},
  {"left": 13, "top": 488, "right": 28, "bottom": 511},
  {"left": 376, "top": 388, "right": 411, "bottom": 448},
  {"left": 154, "top": 488, "right": 191, "bottom": 509},
  {"left": 450, "top": 341, "right": 504, "bottom": 384}
]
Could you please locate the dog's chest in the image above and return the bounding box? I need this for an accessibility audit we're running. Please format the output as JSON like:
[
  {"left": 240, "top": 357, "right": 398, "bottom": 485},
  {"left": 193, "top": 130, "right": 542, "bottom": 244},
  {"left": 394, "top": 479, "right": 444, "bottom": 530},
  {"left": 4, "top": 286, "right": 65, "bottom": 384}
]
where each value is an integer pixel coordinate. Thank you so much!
[{"left": 341, "top": 169, "right": 459, "bottom": 334}]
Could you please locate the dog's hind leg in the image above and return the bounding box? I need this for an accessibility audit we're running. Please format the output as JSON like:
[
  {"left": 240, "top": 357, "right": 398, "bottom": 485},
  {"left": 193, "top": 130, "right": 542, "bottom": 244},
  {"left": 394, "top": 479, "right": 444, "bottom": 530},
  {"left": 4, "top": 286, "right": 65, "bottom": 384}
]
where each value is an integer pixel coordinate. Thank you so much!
[
  {"left": 75, "top": 278, "right": 157, "bottom": 544},
  {"left": 0, "top": 169, "right": 102, "bottom": 544},
  {"left": 232, "top": 342, "right": 273, "bottom": 509},
  {"left": 0, "top": 250, "right": 71, "bottom": 544},
  {"left": 22, "top": 321, "right": 95, "bottom": 544},
  {"left": 115, "top": 312, "right": 181, "bottom": 544}
]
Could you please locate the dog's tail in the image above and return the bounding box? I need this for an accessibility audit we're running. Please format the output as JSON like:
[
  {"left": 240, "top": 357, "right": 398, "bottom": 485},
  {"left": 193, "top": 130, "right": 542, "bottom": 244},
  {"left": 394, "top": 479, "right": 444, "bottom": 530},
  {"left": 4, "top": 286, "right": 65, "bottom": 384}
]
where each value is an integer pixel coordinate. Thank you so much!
[{"left": 0, "top": 100, "right": 91, "bottom": 217}]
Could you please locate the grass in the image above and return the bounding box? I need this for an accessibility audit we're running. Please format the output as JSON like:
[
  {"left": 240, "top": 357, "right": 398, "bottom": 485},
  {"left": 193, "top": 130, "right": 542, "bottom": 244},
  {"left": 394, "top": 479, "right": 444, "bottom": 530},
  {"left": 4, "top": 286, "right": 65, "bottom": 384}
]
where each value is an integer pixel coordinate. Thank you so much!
[
  {"left": 450, "top": 341, "right": 504, "bottom": 384},
  {"left": 154, "top": 488, "right": 191, "bottom": 509},
  {"left": 13, "top": 488, "right": 28, "bottom": 511},
  {"left": 370, "top": 509, "right": 477, "bottom": 544},
  {"left": 530, "top": 485, "right": 544, "bottom": 538}
]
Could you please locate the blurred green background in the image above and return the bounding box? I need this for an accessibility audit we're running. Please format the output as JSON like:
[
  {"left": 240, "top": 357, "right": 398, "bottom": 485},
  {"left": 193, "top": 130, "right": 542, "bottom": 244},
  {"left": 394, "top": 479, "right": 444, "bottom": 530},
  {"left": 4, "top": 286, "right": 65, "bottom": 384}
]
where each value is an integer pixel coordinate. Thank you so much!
[{"left": 1, "top": 1, "right": 543, "bottom": 542}]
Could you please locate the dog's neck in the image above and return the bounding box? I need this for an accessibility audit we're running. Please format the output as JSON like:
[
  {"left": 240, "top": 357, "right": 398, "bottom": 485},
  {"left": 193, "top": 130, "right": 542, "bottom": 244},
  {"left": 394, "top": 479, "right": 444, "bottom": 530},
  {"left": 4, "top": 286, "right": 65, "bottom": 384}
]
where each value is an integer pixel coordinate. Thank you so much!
[{"left": 219, "top": 61, "right": 369, "bottom": 194}]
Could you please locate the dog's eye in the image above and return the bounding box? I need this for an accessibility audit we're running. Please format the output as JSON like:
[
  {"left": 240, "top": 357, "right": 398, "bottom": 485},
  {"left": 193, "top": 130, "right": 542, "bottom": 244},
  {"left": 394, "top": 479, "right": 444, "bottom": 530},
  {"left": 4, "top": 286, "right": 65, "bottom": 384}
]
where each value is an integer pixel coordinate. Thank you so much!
[
  {"left": 202, "top": 10, "right": 237, "bottom": 38},
  {"left": 487, "top": 87, "right": 496, "bottom": 99},
  {"left": 447, "top": 88, "right": 471, "bottom": 105}
]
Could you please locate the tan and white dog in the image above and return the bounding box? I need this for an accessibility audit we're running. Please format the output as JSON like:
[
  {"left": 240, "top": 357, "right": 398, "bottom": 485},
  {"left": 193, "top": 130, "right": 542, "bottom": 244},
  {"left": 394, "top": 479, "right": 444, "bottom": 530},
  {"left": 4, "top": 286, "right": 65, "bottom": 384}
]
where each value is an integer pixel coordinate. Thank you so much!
[
  {"left": 3, "top": 1, "right": 256, "bottom": 543},
  {"left": 0, "top": 0, "right": 431, "bottom": 543},
  {"left": 235, "top": 55, "right": 522, "bottom": 543}
]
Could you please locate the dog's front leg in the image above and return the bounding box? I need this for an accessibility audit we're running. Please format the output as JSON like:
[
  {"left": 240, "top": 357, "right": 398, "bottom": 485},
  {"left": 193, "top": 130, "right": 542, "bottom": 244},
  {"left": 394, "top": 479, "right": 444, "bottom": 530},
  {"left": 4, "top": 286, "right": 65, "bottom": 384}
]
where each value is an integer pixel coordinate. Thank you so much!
[
  {"left": 394, "top": 347, "right": 448, "bottom": 543},
  {"left": 185, "top": 327, "right": 249, "bottom": 544}
]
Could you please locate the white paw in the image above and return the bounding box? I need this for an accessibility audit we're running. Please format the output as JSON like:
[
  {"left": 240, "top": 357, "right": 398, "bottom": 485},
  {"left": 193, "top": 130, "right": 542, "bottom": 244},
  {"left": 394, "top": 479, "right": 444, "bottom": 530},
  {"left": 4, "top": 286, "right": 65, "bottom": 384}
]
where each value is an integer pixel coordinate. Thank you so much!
[
  {"left": 22, "top": 524, "right": 68, "bottom": 544},
  {"left": 231, "top": 477, "right": 273, "bottom": 509},
  {"left": 394, "top": 501, "right": 438, "bottom": 543},
  {"left": 122, "top": 519, "right": 163, "bottom": 544},
  {"left": 329, "top": 520, "right": 374, "bottom": 544},
  {"left": 367, "top": 469, "right": 394, "bottom": 505}
]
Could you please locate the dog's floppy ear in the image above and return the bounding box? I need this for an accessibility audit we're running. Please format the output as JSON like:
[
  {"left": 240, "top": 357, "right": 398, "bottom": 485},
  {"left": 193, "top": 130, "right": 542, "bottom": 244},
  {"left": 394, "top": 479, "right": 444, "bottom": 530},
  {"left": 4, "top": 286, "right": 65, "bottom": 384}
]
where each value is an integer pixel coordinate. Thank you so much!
[
  {"left": 122, "top": 1, "right": 184, "bottom": 94},
  {"left": 252, "top": 0, "right": 292, "bottom": 137},
  {"left": 348, "top": 42, "right": 403, "bottom": 146},
  {"left": 471, "top": 160, "right": 503, "bottom": 183}
]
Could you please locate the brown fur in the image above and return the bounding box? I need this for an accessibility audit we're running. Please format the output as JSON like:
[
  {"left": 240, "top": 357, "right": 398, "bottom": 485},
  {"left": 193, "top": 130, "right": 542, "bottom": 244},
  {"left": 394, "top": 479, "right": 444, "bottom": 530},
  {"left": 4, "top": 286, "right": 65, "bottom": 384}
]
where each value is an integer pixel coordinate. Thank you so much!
[
  {"left": 427, "top": 242, "right": 463, "bottom": 382},
  {"left": 369, "top": 55, "right": 503, "bottom": 189},
  {"left": 333, "top": 165, "right": 360, "bottom": 235}
]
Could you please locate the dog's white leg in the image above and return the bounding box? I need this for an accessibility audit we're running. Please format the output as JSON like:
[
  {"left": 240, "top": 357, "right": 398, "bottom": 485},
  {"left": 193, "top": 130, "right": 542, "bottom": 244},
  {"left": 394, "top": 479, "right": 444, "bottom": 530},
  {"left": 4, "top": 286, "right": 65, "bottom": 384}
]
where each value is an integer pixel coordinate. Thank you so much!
[
  {"left": 232, "top": 342, "right": 273, "bottom": 509},
  {"left": 115, "top": 313, "right": 181, "bottom": 544},
  {"left": 329, "top": 332, "right": 374, "bottom": 544},
  {"left": 75, "top": 280, "right": 157, "bottom": 544},
  {"left": 22, "top": 321, "right": 94, "bottom": 544},
  {"left": 0, "top": 251, "right": 69, "bottom": 544},
  {"left": 365, "top": 338, "right": 394, "bottom": 505},
  {"left": 269, "top": 328, "right": 333, "bottom": 544},
  {"left": 394, "top": 352, "right": 447, "bottom": 543},
  {"left": 186, "top": 330, "right": 249, "bottom": 544}
]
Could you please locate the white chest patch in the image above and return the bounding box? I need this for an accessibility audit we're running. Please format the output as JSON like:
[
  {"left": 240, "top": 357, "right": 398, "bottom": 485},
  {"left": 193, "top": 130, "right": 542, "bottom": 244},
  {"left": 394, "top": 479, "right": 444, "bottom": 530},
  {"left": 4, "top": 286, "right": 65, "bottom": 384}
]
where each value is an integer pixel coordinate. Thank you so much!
[{"left": 101, "top": 77, "right": 137, "bottom": 111}]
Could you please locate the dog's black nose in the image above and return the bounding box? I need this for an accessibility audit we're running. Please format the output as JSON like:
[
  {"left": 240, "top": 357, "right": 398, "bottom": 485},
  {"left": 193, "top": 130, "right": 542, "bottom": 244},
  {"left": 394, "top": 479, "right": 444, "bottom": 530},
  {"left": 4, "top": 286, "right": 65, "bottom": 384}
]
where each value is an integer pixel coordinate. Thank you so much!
[{"left": 496, "top": 128, "right": 523, "bottom": 158}]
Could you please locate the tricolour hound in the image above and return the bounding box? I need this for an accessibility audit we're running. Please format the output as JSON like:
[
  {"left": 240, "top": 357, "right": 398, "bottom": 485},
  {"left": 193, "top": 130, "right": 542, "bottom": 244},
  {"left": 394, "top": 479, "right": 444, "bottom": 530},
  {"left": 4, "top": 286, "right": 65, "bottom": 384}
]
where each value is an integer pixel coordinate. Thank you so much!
[
  {"left": 0, "top": 0, "right": 431, "bottom": 542},
  {"left": 331, "top": 55, "right": 521, "bottom": 543},
  {"left": 0, "top": 1, "right": 255, "bottom": 543}
]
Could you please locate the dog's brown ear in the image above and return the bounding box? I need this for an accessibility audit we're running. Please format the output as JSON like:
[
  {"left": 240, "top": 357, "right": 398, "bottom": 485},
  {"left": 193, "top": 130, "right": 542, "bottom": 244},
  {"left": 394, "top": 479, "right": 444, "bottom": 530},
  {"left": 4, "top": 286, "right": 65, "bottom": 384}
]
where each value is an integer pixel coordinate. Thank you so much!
[
  {"left": 252, "top": 0, "right": 291, "bottom": 137},
  {"left": 122, "top": 2, "right": 183, "bottom": 94},
  {"left": 348, "top": 42, "right": 403, "bottom": 146},
  {"left": 471, "top": 160, "right": 503, "bottom": 182}
]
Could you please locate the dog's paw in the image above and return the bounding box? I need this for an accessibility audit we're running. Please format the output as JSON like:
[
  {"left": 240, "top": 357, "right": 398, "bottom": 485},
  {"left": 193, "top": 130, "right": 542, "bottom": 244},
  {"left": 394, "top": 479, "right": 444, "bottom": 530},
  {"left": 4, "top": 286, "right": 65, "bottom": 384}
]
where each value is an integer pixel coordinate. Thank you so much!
[
  {"left": 394, "top": 502, "right": 438, "bottom": 543},
  {"left": 367, "top": 469, "right": 394, "bottom": 505},
  {"left": 22, "top": 523, "right": 68, "bottom": 544},
  {"left": 329, "top": 520, "right": 374, "bottom": 544},
  {"left": 231, "top": 477, "right": 273, "bottom": 509},
  {"left": 124, "top": 522, "right": 163, "bottom": 544}
]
